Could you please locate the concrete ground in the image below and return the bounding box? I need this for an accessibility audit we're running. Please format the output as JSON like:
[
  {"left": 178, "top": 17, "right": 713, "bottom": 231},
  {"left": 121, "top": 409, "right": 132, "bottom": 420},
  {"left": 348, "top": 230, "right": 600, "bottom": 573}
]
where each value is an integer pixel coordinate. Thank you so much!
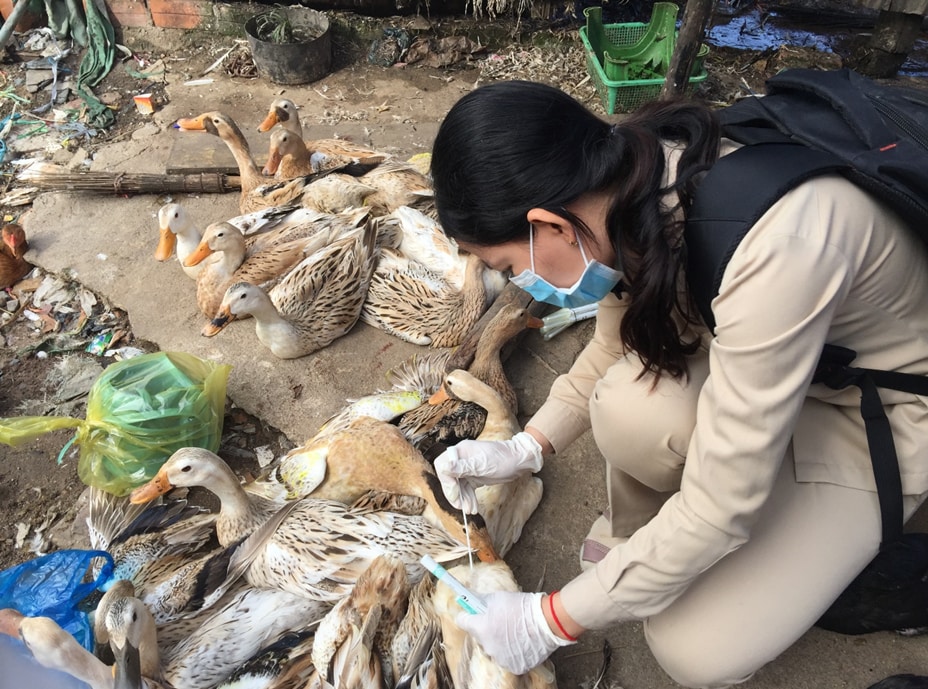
[{"left": 18, "top": 27, "right": 928, "bottom": 689}]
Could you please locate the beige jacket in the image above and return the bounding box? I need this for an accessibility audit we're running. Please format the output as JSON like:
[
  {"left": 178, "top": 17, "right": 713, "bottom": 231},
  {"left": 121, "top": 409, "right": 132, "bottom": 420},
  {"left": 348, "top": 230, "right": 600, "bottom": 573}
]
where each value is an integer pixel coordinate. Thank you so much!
[{"left": 530, "top": 154, "right": 928, "bottom": 628}]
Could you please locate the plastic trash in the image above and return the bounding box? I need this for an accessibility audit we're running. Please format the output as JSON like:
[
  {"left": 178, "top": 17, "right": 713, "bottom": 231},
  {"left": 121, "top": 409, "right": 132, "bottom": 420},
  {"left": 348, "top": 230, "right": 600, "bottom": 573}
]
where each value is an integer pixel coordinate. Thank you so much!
[
  {"left": 0, "top": 549, "right": 114, "bottom": 651},
  {"left": 0, "top": 351, "right": 231, "bottom": 496}
]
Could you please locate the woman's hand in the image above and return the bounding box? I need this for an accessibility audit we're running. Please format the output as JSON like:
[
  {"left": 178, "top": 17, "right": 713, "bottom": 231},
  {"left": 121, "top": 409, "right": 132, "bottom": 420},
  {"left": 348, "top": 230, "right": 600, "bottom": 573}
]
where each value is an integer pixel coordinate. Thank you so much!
[
  {"left": 455, "top": 591, "right": 575, "bottom": 675},
  {"left": 433, "top": 431, "right": 544, "bottom": 513}
]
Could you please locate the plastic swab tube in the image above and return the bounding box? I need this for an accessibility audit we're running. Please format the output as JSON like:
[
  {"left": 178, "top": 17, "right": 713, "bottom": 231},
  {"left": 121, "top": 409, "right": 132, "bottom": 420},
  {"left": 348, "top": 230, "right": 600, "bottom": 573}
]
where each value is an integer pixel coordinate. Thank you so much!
[
  {"left": 420, "top": 554, "right": 488, "bottom": 614},
  {"left": 540, "top": 303, "right": 599, "bottom": 340}
]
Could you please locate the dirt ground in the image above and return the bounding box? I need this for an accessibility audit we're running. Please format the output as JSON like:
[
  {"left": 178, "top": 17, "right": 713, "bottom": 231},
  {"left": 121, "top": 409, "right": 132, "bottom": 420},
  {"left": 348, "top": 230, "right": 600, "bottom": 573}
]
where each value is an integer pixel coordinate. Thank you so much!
[{"left": 1, "top": 7, "right": 928, "bottom": 689}]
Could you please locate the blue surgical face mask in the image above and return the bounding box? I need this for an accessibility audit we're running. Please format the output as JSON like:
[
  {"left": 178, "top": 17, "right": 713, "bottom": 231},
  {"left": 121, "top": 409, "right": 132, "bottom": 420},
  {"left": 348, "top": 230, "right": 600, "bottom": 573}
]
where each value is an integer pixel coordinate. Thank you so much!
[{"left": 510, "top": 225, "right": 623, "bottom": 308}]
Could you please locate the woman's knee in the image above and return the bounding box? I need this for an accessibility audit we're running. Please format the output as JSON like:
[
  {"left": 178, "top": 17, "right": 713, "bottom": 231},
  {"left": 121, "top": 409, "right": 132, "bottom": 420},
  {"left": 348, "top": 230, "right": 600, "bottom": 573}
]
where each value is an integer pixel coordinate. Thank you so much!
[
  {"left": 644, "top": 619, "right": 757, "bottom": 689},
  {"left": 589, "top": 357, "right": 704, "bottom": 491}
]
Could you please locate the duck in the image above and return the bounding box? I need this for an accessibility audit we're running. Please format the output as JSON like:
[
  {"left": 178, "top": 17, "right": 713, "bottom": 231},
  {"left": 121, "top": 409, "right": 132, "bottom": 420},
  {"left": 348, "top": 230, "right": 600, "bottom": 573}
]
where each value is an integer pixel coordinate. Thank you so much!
[
  {"left": 160, "top": 587, "right": 328, "bottom": 689},
  {"left": 392, "top": 206, "right": 466, "bottom": 288},
  {"left": 154, "top": 203, "right": 207, "bottom": 279},
  {"left": 275, "top": 414, "right": 500, "bottom": 563},
  {"left": 215, "top": 628, "right": 317, "bottom": 689},
  {"left": 361, "top": 249, "right": 487, "bottom": 348},
  {"left": 176, "top": 111, "right": 319, "bottom": 214},
  {"left": 94, "top": 579, "right": 138, "bottom": 655},
  {"left": 431, "top": 562, "right": 556, "bottom": 689},
  {"left": 246, "top": 388, "right": 427, "bottom": 503},
  {"left": 1, "top": 223, "right": 33, "bottom": 289},
  {"left": 86, "top": 487, "right": 231, "bottom": 625},
  {"left": 429, "top": 369, "right": 544, "bottom": 558},
  {"left": 311, "top": 553, "right": 410, "bottom": 688},
  {"left": 388, "top": 205, "right": 507, "bottom": 303},
  {"left": 95, "top": 582, "right": 327, "bottom": 689},
  {"left": 396, "top": 304, "right": 544, "bottom": 453},
  {"left": 212, "top": 219, "right": 380, "bottom": 358},
  {"left": 263, "top": 127, "right": 387, "bottom": 178},
  {"left": 298, "top": 173, "right": 381, "bottom": 214},
  {"left": 154, "top": 204, "right": 326, "bottom": 279},
  {"left": 360, "top": 161, "right": 434, "bottom": 216},
  {"left": 0, "top": 608, "right": 156, "bottom": 689},
  {"left": 184, "top": 220, "right": 339, "bottom": 333},
  {"left": 129, "top": 448, "right": 474, "bottom": 602},
  {"left": 257, "top": 97, "right": 302, "bottom": 135},
  {"left": 102, "top": 594, "right": 161, "bottom": 682},
  {"left": 391, "top": 574, "right": 448, "bottom": 689},
  {"left": 257, "top": 97, "right": 391, "bottom": 175}
]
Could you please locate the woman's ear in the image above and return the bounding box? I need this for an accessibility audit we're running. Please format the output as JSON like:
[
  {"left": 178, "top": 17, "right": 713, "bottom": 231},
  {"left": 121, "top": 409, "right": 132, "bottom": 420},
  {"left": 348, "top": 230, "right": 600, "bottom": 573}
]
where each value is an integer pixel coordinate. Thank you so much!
[{"left": 526, "top": 208, "right": 576, "bottom": 244}]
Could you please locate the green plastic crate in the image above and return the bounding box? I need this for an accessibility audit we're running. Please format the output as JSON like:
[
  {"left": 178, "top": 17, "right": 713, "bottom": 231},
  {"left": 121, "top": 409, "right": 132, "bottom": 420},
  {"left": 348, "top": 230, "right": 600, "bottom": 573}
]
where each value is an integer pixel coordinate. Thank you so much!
[{"left": 579, "top": 22, "right": 708, "bottom": 115}]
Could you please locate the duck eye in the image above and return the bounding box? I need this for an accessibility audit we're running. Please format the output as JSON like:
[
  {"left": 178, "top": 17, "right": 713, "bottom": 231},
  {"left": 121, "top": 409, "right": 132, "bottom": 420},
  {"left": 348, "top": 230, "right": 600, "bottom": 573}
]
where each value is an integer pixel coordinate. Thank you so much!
[{"left": 181, "top": 465, "right": 192, "bottom": 473}]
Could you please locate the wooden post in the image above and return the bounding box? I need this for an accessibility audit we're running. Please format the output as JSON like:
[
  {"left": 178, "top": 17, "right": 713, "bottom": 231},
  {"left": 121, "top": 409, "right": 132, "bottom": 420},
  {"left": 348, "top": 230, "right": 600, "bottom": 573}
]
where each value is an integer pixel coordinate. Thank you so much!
[{"left": 660, "top": 0, "right": 715, "bottom": 100}]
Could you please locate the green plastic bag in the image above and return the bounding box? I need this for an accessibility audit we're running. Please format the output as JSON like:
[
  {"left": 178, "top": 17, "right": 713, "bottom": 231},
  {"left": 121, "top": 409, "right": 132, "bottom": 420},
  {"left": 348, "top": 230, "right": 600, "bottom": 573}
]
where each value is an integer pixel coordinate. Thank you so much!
[{"left": 0, "top": 352, "right": 231, "bottom": 496}]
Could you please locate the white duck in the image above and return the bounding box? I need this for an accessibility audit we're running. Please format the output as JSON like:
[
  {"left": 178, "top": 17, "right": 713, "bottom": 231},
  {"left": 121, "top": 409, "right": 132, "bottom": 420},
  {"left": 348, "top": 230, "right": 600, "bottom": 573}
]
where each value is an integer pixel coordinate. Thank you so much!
[
  {"left": 129, "top": 448, "right": 473, "bottom": 603},
  {"left": 430, "top": 369, "right": 544, "bottom": 558},
  {"left": 154, "top": 203, "right": 207, "bottom": 279},
  {"left": 432, "top": 562, "right": 557, "bottom": 689}
]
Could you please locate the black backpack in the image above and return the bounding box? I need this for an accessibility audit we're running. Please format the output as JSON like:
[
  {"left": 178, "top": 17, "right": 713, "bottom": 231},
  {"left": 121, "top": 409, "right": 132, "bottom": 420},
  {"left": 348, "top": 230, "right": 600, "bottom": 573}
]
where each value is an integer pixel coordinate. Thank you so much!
[{"left": 684, "top": 69, "right": 928, "bottom": 634}]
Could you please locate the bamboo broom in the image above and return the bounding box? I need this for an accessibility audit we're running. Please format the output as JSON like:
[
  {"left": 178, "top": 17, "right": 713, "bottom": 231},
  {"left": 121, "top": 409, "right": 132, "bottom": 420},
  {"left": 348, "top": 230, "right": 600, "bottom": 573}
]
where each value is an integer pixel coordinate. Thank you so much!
[{"left": 18, "top": 162, "right": 242, "bottom": 195}]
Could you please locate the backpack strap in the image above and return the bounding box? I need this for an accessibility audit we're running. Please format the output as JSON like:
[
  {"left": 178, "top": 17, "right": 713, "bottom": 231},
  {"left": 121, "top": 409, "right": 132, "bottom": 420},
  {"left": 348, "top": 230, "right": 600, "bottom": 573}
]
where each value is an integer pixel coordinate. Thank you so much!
[
  {"left": 814, "top": 346, "right": 904, "bottom": 546},
  {"left": 685, "top": 142, "right": 847, "bottom": 332}
]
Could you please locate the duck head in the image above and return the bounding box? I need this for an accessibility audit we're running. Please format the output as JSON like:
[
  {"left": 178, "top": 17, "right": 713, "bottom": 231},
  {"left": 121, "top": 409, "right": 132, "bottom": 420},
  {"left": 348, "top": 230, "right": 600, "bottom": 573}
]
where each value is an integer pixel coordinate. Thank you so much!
[
  {"left": 129, "top": 447, "right": 230, "bottom": 503},
  {"left": 154, "top": 203, "right": 184, "bottom": 261},
  {"left": 258, "top": 98, "right": 300, "bottom": 134},
  {"left": 262, "top": 127, "right": 301, "bottom": 176},
  {"left": 184, "top": 221, "right": 242, "bottom": 267}
]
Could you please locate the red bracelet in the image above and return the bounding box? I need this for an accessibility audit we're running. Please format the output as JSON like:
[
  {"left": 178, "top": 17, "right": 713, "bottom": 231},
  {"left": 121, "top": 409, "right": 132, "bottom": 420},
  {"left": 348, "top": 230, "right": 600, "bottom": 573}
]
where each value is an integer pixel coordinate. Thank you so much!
[{"left": 548, "top": 591, "right": 578, "bottom": 642}]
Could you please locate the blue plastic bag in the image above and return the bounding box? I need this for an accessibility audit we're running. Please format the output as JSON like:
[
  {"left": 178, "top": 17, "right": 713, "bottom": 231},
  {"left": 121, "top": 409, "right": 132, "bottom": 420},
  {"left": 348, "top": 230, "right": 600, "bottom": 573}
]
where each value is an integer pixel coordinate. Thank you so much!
[{"left": 0, "top": 549, "right": 114, "bottom": 651}]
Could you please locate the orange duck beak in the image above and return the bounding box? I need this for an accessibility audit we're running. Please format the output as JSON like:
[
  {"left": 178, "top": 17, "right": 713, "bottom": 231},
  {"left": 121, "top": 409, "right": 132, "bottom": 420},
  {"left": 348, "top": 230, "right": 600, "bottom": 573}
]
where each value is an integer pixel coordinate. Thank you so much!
[
  {"left": 154, "top": 227, "right": 176, "bottom": 261},
  {"left": 257, "top": 110, "right": 279, "bottom": 133},
  {"left": 202, "top": 307, "right": 233, "bottom": 337},
  {"left": 428, "top": 385, "right": 451, "bottom": 405},
  {"left": 175, "top": 113, "right": 209, "bottom": 131},
  {"left": 526, "top": 314, "right": 544, "bottom": 328},
  {"left": 184, "top": 240, "right": 213, "bottom": 267},
  {"left": 129, "top": 466, "right": 173, "bottom": 504},
  {"left": 262, "top": 147, "right": 282, "bottom": 176}
]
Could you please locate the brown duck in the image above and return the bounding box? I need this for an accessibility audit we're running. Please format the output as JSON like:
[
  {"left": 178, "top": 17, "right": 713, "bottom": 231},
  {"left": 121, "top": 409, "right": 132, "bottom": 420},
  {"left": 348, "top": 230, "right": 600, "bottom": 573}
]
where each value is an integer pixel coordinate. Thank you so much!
[{"left": 397, "top": 304, "right": 543, "bottom": 453}]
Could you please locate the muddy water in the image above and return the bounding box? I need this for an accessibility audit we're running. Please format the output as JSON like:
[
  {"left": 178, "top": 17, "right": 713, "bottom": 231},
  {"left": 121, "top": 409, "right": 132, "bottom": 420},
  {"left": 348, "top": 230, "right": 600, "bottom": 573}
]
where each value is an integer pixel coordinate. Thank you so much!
[{"left": 707, "top": 8, "right": 928, "bottom": 76}]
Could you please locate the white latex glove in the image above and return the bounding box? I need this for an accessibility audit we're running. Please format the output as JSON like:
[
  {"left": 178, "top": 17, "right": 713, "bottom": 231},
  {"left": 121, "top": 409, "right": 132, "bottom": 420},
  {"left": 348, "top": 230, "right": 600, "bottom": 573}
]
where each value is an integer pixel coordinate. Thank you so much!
[
  {"left": 434, "top": 431, "right": 544, "bottom": 514},
  {"left": 456, "top": 591, "right": 574, "bottom": 675}
]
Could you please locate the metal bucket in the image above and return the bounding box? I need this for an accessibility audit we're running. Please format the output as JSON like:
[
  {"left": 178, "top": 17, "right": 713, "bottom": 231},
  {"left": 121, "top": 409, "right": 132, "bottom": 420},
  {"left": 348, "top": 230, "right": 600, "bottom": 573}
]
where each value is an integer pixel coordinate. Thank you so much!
[{"left": 244, "top": 7, "right": 332, "bottom": 85}]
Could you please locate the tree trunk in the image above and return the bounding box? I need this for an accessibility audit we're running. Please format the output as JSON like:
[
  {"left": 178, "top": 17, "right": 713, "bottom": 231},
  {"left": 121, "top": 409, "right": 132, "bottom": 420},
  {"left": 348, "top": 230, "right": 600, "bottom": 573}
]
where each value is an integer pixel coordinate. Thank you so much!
[{"left": 660, "top": 0, "right": 715, "bottom": 100}]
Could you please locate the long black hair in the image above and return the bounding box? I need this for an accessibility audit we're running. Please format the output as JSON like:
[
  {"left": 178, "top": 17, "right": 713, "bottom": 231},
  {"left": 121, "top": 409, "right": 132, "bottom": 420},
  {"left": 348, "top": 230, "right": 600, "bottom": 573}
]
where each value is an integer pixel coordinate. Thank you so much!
[{"left": 430, "top": 80, "right": 720, "bottom": 380}]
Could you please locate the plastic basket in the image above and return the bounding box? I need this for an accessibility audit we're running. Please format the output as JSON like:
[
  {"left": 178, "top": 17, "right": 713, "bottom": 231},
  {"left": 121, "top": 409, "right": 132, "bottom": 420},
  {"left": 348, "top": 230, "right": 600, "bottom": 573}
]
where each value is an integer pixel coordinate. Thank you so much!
[{"left": 579, "top": 22, "right": 709, "bottom": 115}]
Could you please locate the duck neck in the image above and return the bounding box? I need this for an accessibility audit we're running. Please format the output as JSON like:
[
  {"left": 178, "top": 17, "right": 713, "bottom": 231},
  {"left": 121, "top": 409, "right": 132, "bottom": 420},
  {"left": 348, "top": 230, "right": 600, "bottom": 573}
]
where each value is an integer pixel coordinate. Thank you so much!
[
  {"left": 210, "top": 462, "right": 264, "bottom": 542},
  {"left": 468, "top": 340, "right": 516, "bottom": 413},
  {"left": 217, "top": 241, "right": 246, "bottom": 275},
  {"left": 222, "top": 132, "right": 263, "bottom": 194}
]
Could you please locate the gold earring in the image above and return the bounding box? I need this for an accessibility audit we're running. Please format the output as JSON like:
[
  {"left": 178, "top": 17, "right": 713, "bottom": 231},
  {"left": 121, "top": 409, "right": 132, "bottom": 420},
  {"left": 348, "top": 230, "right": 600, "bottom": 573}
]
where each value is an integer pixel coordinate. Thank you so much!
[{"left": 569, "top": 239, "right": 578, "bottom": 247}]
